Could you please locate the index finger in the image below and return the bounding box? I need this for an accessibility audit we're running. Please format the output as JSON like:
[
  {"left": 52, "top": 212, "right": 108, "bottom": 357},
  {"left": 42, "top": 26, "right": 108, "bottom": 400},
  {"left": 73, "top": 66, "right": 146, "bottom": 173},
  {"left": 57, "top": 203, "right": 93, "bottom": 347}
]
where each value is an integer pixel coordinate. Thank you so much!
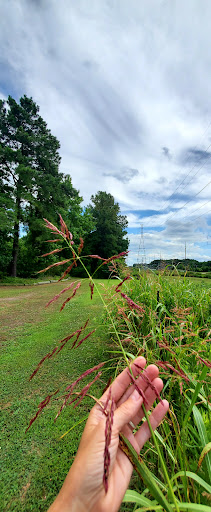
[{"left": 101, "top": 356, "right": 147, "bottom": 403}]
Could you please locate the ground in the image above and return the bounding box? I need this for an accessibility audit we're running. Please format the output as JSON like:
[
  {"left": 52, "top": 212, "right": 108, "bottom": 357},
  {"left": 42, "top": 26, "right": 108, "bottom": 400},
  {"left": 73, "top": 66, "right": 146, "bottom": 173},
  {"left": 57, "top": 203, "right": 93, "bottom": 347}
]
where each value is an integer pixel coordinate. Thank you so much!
[{"left": 0, "top": 279, "right": 109, "bottom": 511}]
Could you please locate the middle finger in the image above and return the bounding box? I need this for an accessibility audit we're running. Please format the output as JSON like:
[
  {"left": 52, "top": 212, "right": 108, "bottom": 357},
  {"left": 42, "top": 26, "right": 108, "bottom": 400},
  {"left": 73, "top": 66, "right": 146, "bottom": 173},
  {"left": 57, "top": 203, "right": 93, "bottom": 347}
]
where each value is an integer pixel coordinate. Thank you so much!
[{"left": 117, "top": 364, "right": 159, "bottom": 407}]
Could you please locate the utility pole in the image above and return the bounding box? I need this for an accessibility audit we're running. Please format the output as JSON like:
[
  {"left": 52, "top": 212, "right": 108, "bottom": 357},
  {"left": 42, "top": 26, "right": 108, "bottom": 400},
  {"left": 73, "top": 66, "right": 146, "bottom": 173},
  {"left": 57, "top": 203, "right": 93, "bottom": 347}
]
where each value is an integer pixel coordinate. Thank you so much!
[
  {"left": 184, "top": 242, "right": 187, "bottom": 272},
  {"left": 137, "top": 223, "right": 146, "bottom": 268}
]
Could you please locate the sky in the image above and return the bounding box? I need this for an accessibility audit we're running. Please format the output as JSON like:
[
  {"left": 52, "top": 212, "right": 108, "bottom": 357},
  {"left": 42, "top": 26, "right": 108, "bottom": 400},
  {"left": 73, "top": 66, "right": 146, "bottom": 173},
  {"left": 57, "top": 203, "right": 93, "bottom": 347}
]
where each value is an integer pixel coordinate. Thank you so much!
[{"left": 1, "top": 0, "right": 211, "bottom": 265}]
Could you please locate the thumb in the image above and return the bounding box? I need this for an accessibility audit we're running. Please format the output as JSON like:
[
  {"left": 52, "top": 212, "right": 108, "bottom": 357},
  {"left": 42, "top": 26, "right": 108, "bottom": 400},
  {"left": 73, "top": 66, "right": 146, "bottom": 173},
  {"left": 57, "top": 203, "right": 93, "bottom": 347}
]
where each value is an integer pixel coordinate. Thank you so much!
[{"left": 113, "top": 389, "right": 142, "bottom": 432}]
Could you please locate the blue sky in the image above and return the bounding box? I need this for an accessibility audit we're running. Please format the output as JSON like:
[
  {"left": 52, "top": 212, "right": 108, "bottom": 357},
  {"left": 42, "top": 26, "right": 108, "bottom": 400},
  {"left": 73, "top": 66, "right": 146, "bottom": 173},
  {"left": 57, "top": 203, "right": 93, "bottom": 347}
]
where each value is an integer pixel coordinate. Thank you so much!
[{"left": 1, "top": 0, "right": 211, "bottom": 264}]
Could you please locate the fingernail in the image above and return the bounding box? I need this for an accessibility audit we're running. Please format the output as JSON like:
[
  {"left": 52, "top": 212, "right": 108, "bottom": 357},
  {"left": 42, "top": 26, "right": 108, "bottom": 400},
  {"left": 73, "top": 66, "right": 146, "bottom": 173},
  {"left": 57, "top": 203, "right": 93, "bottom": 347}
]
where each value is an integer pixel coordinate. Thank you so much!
[{"left": 131, "top": 389, "right": 141, "bottom": 401}]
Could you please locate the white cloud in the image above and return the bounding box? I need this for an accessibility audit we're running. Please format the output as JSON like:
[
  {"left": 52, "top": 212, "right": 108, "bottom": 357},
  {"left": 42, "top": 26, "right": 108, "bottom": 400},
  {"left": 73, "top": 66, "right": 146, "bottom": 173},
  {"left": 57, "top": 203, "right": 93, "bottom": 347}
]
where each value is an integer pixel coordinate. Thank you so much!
[
  {"left": 0, "top": 92, "right": 7, "bottom": 101},
  {"left": 0, "top": 0, "right": 211, "bottom": 262},
  {"left": 127, "top": 224, "right": 211, "bottom": 266}
]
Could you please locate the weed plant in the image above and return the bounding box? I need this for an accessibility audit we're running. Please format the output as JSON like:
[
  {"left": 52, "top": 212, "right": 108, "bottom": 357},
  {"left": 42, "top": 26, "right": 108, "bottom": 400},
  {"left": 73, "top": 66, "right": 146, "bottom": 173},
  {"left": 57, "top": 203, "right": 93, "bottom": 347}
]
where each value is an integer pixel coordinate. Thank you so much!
[{"left": 27, "top": 217, "right": 211, "bottom": 511}]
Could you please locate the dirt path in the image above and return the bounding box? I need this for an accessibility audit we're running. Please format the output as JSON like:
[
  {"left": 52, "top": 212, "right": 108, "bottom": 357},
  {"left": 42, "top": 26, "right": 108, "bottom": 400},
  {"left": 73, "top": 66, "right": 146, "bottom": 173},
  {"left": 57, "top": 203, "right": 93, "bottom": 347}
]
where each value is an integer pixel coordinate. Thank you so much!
[
  {"left": 0, "top": 281, "right": 77, "bottom": 339},
  {"left": 0, "top": 292, "right": 34, "bottom": 302}
]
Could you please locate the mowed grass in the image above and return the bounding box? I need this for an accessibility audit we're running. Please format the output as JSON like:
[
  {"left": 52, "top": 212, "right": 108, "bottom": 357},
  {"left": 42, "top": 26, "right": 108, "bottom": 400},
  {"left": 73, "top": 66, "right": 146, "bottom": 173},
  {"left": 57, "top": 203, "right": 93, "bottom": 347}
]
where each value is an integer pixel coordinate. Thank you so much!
[{"left": 0, "top": 279, "right": 110, "bottom": 511}]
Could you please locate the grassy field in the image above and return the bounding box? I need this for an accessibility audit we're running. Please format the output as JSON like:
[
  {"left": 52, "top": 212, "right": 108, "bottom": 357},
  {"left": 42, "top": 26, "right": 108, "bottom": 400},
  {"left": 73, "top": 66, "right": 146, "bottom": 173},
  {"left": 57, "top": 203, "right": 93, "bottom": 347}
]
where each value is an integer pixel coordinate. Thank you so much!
[
  {"left": 0, "top": 279, "right": 110, "bottom": 511},
  {"left": 105, "top": 272, "right": 211, "bottom": 510},
  {"left": 1, "top": 274, "right": 211, "bottom": 511}
]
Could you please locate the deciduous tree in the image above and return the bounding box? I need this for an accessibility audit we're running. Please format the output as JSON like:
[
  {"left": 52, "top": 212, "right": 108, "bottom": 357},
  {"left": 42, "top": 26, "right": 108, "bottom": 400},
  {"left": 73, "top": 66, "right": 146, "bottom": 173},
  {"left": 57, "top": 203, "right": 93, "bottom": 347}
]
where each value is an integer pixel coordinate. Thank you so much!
[{"left": 85, "top": 191, "right": 128, "bottom": 274}]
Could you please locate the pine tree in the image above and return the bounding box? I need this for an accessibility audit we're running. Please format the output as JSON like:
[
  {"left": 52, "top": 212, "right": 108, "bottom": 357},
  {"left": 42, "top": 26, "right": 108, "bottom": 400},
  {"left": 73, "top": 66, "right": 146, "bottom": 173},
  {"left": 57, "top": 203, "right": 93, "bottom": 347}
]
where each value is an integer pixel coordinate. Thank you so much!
[{"left": 0, "top": 95, "right": 64, "bottom": 276}]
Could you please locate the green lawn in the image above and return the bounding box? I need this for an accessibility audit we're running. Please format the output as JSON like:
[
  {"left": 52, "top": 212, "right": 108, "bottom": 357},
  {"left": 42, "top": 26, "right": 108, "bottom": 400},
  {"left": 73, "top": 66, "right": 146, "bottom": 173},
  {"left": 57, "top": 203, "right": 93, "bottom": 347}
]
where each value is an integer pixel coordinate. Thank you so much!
[
  {"left": 1, "top": 279, "right": 110, "bottom": 511},
  {"left": 2, "top": 274, "right": 210, "bottom": 511}
]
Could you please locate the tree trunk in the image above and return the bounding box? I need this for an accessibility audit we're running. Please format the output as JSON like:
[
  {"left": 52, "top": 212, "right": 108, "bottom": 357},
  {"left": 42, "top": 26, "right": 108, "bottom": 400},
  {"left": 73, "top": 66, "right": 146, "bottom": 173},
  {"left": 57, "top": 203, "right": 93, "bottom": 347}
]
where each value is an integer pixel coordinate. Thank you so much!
[{"left": 10, "top": 193, "right": 21, "bottom": 277}]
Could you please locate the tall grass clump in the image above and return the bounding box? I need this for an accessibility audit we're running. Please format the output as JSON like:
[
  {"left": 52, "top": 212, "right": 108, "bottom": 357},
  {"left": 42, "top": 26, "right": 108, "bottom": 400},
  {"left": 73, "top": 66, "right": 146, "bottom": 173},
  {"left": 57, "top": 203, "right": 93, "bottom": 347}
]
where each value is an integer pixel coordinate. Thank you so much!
[
  {"left": 104, "top": 269, "right": 211, "bottom": 509},
  {"left": 27, "top": 216, "right": 211, "bottom": 511}
]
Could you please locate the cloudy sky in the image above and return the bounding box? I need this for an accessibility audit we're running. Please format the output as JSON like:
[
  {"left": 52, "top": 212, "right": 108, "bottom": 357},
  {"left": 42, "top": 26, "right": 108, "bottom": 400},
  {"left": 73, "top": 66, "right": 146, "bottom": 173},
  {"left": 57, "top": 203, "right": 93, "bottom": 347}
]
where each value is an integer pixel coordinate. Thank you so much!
[{"left": 1, "top": 0, "right": 211, "bottom": 264}]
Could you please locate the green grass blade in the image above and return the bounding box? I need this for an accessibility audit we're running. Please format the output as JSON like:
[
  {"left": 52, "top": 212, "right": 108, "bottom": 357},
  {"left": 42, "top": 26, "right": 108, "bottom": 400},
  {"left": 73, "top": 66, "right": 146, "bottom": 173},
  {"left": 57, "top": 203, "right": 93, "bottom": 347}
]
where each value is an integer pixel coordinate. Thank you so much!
[
  {"left": 152, "top": 474, "right": 168, "bottom": 491},
  {"left": 120, "top": 434, "right": 174, "bottom": 512},
  {"left": 171, "top": 470, "right": 211, "bottom": 494},
  {"left": 59, "top": 414, "right": 88, "bottom": 438},
  {"left": 174, "top": 505, "right": 211, "bottom": 511},
  {"left": 135, "top": 505, "right": 211, "bottom": 512},
  {"left": 192, "top": 405, "right": 211, "bottom": 481},
  {"left": 183, "top": 365, "right": 208, "bottom": 428},
  {"left": 135, "top": 507, "right": 211, "bottom": 512},
  {"left": 141, "top": 405, "right": 180, "bottom": 512},
  {"left": 133, "top": 507, "right": 163, "bottom": 511},
  {"left": 154, "top": 430, "right": 177, "bottom": 464},
  {"left": 123, "top": 490, "right": 156, "bottom": 506},
  {"left": 188, "top": 390, "right": 211, "bottom": 412},
  {"left": 197, "top": 442, "right": 211, "bottom": 472}
]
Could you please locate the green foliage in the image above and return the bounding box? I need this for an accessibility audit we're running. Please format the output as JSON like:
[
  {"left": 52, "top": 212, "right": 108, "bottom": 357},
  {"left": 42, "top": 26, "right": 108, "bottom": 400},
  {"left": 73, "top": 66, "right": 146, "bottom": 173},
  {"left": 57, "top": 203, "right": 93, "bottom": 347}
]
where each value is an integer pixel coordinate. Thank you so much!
[
  {"left": 62, "top": 179, "right": 95, "bottom": 244},
  {"left": 104, "top": 272, "right": 211, "bottom": 508},
  {"left": 0, "top": 176, "right": 14, "bottom": 276},
  {"left": 1, "top": 97, "right": 128, "bottom": 280},
  {"left": 0, "top": 95, "right": 60, "bottom": 275},
  {"left": 0, "top": 95, "right": 91, "bottom": 277},
  {"left": 31, "top": 219, "right": 210, "bottom": 509},
  {"left": 0, "top": 280, "right": 108, "bottom": 511},
  {"left": 143, "top": 258, "right": 211, "bottom": 273},
  {"left": 84, "top": 191, "right": 129, "bottom": 276},
  {"left": 21, "top": 175, "right": 92, "bottom": 277},
  {"left": 1, "top": 241, "right": 211, "bottom": 510}
]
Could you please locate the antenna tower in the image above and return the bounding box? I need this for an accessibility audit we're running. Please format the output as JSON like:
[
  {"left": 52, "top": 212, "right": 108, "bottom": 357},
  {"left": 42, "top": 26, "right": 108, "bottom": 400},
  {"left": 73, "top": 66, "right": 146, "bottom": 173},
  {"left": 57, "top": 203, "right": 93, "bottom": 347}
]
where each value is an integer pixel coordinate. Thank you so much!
[{"left": 137, "top": 223, "right": 146, "bottom": 266}]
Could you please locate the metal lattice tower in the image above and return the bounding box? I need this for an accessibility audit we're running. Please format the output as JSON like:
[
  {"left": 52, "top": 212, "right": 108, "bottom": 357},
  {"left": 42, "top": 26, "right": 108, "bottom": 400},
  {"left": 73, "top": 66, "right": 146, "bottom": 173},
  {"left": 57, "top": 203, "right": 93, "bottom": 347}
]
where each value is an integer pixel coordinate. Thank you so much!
[{"left": 137, "top": 223, "right": 146, "bottom": 266}]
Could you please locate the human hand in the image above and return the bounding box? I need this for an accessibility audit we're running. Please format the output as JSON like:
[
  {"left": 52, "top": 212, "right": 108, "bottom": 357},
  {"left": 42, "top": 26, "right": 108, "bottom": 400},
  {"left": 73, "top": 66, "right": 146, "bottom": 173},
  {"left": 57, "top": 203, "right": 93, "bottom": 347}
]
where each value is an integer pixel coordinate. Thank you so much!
[{"left": 48, "top": 356, "right": 169, "bottom": 512}]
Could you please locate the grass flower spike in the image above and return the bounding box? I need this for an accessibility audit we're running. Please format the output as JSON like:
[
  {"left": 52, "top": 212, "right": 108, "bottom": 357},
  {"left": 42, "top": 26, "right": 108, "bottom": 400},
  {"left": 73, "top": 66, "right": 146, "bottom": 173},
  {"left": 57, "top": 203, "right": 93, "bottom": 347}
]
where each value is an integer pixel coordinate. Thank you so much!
[{"left": 103, "top": 388, "right": 115, "bottom": 493}]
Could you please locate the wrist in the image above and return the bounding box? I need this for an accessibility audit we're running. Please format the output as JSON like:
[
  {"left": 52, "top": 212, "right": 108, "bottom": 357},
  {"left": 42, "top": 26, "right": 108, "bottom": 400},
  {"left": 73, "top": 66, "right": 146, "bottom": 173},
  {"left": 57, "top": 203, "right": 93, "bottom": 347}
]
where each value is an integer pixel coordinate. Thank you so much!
[
  {"left": 48, "top": 492, "right": 87, "bottom": 512},
  {"left": 48, "top": 464, "right": 91, "bottom": 512}
]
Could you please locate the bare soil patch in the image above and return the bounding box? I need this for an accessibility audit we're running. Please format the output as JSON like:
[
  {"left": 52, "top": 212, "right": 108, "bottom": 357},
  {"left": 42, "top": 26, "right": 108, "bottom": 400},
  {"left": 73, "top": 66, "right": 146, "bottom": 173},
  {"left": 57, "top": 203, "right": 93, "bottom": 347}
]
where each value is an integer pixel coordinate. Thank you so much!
[
  {"left": 0, "top": 281, "right": 81, "bottom": 340},
  {"left": 0, "top": 293, "right": 33, "bottom": 302}
]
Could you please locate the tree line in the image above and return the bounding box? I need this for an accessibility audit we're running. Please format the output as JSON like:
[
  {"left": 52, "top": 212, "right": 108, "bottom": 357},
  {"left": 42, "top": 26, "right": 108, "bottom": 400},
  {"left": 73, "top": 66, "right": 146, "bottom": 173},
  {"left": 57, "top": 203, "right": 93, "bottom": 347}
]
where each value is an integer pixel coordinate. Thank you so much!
[
  {"left": 0, "top": 95, "right": 128, "bottom": 278},
  {"left": 147, "top": 259, "right": 211, "bottom": 271}
]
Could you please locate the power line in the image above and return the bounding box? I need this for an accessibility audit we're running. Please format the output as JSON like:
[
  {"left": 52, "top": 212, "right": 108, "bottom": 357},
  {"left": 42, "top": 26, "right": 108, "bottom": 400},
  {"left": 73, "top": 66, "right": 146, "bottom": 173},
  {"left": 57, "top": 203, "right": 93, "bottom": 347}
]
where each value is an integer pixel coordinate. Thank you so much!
[
  {"left": 157, "top": 122, "right": 211, "bottom": 214},
  {"left": 137, "top": 223, "right": 146, "bottom": 266},
  {"left": 179, "top": 200, "right": 211, "bottom": 221},
  {"left": 192, "top": 208, "right": 211, "bottom": 222},
  {"left": 160, "top": 179, "right": 211, "bottom": 225},
  {"left": 162, "top": 148, "right": 211, "bottom": 214}
]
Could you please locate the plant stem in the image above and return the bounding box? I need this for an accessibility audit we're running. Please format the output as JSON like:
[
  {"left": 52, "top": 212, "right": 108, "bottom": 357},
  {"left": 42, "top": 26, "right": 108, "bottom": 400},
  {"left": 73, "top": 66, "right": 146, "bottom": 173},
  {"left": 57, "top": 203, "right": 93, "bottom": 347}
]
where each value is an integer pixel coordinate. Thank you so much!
[
  {"left": 142, "top": 404, "right": 180, "bottom": 512},
  {"left": 66, "top": 241, "right": 130, "bottom": 368},
  {"left": 65, "top": 238, "right": 179, "bottom": 508},
  {"left": 183, "top": 365, "right": 208, "bottom": 428}
]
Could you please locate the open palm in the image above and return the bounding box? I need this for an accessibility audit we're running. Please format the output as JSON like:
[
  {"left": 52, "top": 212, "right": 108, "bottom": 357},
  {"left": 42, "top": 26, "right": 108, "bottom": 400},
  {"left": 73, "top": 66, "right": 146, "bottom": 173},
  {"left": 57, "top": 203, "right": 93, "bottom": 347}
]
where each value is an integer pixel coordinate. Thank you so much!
[{"left": 56, "top": 356, "right": 169, "bottom": 512}]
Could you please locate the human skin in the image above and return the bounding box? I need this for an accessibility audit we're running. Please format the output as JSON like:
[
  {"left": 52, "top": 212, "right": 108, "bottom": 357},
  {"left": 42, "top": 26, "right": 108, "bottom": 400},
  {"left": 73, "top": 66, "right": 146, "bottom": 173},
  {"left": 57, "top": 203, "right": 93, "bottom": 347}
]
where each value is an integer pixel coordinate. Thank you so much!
[{"left": 48, "top": 356, "right": 169, "bottom": 512}]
